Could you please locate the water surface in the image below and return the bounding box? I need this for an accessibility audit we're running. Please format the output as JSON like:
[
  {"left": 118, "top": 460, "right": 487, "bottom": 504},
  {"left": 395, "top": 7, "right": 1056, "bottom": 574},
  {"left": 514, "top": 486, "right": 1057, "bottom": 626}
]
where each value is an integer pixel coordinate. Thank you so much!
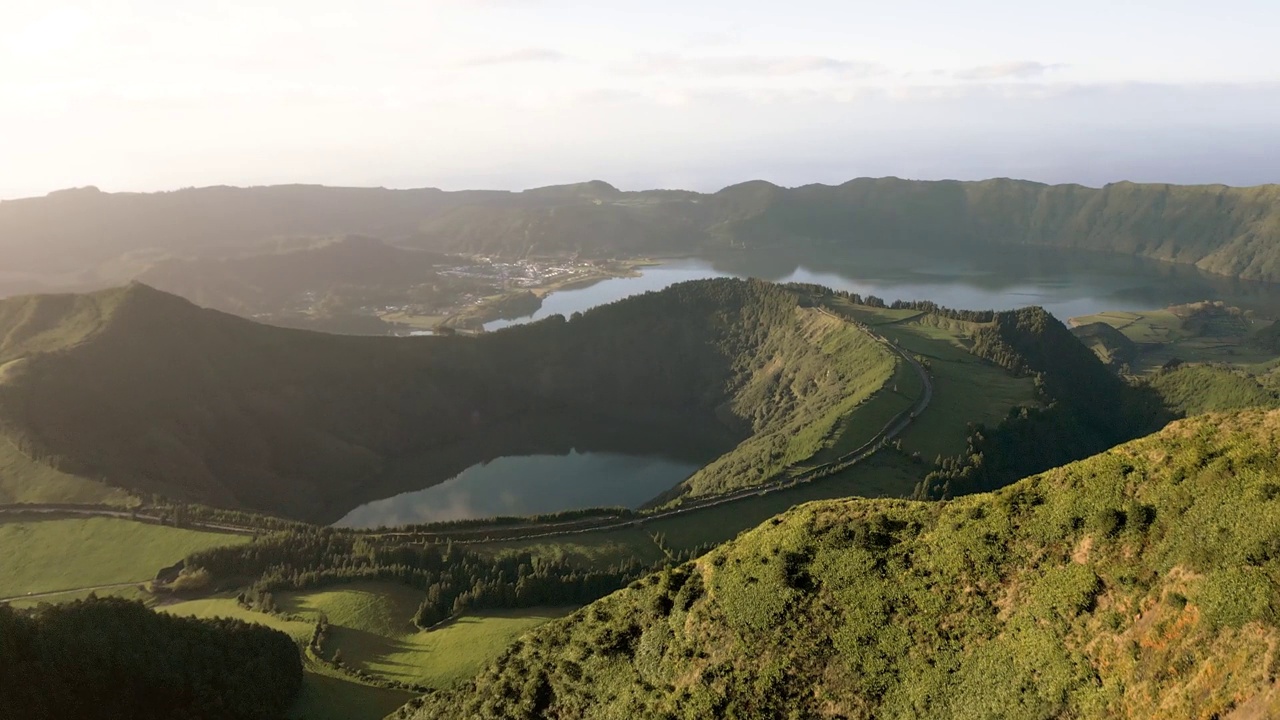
[
  {"left": 485, "top": 246, "right": 1280, "bottom": 330},
  {"left": 337, "top": 450, "right": 697, "bottom": 528}
]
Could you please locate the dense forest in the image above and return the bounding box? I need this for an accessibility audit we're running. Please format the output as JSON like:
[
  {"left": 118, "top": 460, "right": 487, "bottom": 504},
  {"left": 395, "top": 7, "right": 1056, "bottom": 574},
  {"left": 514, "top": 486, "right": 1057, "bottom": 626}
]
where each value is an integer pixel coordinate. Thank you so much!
[
  {"left": 409, "top": 409, "right": 1280, "bottom": 720},
  {"left": 0, "top": 597, "right": 301, "bottom": 720},
  {"left": 0, "top": 278, "right": 895, "bottom": 520},
  {"left": 5, "top": 178, "right": 1280, "bottom": 285}
]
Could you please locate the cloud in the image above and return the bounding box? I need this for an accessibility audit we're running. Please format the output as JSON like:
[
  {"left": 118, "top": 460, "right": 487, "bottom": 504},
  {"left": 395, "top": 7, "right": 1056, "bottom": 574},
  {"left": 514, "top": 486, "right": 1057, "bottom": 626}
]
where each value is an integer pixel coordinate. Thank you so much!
[
  {"left": 624, "top": 53, "right": 885, "bottom": 78},
  {"left": 954, "top": 61, "right": 1062, "bottom": 81},
  {"left": 460, "top": 48, "right": 568, "bottom": 67}
]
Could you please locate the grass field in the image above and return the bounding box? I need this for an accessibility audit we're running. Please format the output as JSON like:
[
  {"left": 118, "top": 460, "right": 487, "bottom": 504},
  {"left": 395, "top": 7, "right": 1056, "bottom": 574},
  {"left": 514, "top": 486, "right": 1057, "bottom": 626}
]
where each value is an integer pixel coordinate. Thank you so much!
[
  {"left": 161, "top": 595, "right": 315, "bottom": 642},
  {"left": 0, "top": 437, "right": 132, "bottom": 505},
  {"left": 278, "top": 582, "right": 574, "bottom": 688},
  {"left": 161, "top": 595, "right": 413, "bottom": 720},
  {"left": 2, "top": 584, "right": 150, "bottom": 609},
  {"left": 806, "top": 357, "right": 921, "bottom": 465},
  {"left": 1071, "top": 309, "right": 1278, "bottom": 372},
  {"left": 290, "top": 665, "right": 414, "bottom": 720},
  {"left": 0, "top": 516, "right": 247, "bottom": 599},
  {"left": 826, "top": 299, "right": 1038, "bottom": 459}
]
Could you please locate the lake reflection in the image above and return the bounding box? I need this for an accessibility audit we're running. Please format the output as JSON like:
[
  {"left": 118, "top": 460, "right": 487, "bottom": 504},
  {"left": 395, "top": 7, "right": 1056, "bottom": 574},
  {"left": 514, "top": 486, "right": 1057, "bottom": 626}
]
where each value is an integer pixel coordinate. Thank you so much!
[
  {"left": 485, "top": 246, "right": 1280, "bottom": 331},
  {"left": 336, "top": 450, "right": 698, "bottom": 528}
]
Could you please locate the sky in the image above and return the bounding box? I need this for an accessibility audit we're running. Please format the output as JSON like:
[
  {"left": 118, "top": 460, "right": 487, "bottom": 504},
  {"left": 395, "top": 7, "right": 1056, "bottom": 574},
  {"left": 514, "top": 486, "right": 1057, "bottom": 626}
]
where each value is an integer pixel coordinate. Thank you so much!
[{"left": 2, "top": 0, "right": 1280, "bottom": 197}]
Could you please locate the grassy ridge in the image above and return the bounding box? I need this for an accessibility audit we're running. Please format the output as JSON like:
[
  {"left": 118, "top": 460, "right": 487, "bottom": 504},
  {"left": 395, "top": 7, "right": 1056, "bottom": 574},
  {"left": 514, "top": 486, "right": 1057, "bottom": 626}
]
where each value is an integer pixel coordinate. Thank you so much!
[
  {"left": 669, "top": 302, "right": 897, "bottom": 499},
  {"left": 411, "top": 409, "right": 1280, "bottom": 720},
  {"left": 829, "top": 300, "right": 1038, "bottom": 459},
  {"left": 0, "top": 516, "right": 246, "bottom": 598}
]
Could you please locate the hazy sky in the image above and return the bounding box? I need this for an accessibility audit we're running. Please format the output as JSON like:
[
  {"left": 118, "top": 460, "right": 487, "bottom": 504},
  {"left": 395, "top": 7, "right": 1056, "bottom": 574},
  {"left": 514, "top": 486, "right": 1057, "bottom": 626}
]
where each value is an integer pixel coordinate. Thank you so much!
[{"left": 3, "top": 0, "right": 1280, "bottom": 197}]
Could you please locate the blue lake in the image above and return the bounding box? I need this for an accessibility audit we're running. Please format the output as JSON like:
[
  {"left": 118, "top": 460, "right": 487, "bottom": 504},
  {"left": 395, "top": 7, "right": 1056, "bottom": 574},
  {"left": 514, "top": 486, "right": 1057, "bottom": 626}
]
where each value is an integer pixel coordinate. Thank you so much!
[
  {"left": 336, "top": 450, "right": 697, "bottom": 528},
  {"left": 486, "top": 246, "right": 1280, "bottom": 330}
]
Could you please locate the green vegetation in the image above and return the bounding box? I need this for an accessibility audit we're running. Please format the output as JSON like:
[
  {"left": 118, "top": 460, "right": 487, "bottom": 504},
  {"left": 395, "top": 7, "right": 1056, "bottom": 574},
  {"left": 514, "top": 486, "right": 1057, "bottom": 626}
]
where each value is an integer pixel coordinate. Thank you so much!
[
  {"left": 161, "top": 595, "right": 316, "bottom": 642},
  {"left": 1, "top": 597, "right": 301, "bottom": 720},
  {"left": 1069, "top": 301, "right": 1280, "bottom": 420},
  {"left": 411, "top": 410, "right": 1280, "bottom": 720},
  {"left": 1147, "top": 365, "right": 1280, "bottom": 416},
  {"left": 1071, "top": 303, "right": 1277, "bottom": 373},
  {"left": 160, "top": 595, "right": 413, "bottom": 720},
  {"left": 660, "top": 289, "right": 898, "bottom": 500},
  {"left": 918, "top": 306, "right": 1167, "bottom": 499},
  {"left": 280, "top": 583, "right": 573, "bottom": 687},
  {"left": 825, "top": 298, "right": 1038, "bottom": 459},
  {"left": 0, "top": 515, "right": 246, "bottom": 598},
  {"left": 1070, "top": 321, "right": 1138, "bottom": 368},
  {"left": 178, "top": 526, "right": 676, "bottom": 631},
  {"left": 291, "top": 671, "right": 414, "bottom": 720},
  {"left": 0, "top": 438, "right": 128, "bottom": 505}
]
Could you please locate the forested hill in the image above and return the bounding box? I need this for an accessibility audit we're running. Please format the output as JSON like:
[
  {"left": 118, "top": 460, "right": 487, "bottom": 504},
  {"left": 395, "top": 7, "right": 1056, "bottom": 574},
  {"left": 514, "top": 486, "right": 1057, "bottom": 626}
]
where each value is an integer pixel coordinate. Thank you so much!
[
  {"left": 0, "top": 279, "right": 891, "bottom": 521},
  {"left": 411, "top": 409, "right": 1280, "bottom": 720},
  {"left": 0, "top": 597, "right": 301, "bottom": 720},
  {"left": 5, "top": 178, "right": 1280, "bottom": 283}
]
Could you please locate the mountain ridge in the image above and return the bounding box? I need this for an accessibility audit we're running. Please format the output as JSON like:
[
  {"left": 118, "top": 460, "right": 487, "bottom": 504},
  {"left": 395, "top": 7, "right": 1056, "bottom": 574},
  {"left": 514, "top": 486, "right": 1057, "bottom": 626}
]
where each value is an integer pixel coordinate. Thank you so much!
[
  {"left": 0, "top": 279, "right": 912, "bottom": 521},
  {"left": 5, "top": 177, "right": 1280, "bottom": 284}
]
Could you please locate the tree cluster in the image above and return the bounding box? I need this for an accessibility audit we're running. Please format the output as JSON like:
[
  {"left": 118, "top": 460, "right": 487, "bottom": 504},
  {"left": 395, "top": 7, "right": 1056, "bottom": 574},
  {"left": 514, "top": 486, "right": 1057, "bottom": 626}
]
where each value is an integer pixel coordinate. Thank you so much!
[
  {"left": 0, "top": 597, "right": 302, "bottom": 720},
  {"left": 185, "top": 527, "right": 695, "bottom": 629}
]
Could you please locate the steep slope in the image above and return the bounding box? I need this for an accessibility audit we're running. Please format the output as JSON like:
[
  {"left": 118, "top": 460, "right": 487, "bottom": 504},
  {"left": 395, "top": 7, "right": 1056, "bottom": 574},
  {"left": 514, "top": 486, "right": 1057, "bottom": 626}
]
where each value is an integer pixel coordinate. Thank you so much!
[
  {"left": 412, "top": 409, "right": 1280, "bottom": 720},
  {"left": 920, "top": 306, "right": 1165, "bottom": 499},
  {"left": 0, "top": 279, "right": 895, "bottom": 521},
  {"left": 6, "top": 178, "right": 1280, "bottom": 284},
  {"left": 1071, "top": 321, "right": 1139, "bottom": 368}
]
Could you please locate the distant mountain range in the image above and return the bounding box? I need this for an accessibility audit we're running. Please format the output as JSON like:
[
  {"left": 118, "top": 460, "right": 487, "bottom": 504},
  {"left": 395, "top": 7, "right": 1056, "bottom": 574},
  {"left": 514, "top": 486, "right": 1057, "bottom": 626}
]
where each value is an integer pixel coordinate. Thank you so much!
[{"left": 4, "top": 178, "right": 1280, "bottom": 288}]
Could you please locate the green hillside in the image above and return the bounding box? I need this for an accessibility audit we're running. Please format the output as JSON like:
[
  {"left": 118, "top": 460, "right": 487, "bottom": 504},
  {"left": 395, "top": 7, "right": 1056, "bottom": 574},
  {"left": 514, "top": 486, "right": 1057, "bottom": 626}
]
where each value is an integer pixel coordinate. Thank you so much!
[
  {"left": 411, "top": 409, "right": 1280, "bottom": 720},
  {"left": 1071, "top": 321, "right": 1138, "bottom": 368},
  {"left": 0, "top": 515, "right": 247, "bottom": 599},
  {"left": 6, "top": 178, "right": 1280, "bottom": 283},
  {"left": 0, "top": 279, "right": 899, "bottom": 521}
]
